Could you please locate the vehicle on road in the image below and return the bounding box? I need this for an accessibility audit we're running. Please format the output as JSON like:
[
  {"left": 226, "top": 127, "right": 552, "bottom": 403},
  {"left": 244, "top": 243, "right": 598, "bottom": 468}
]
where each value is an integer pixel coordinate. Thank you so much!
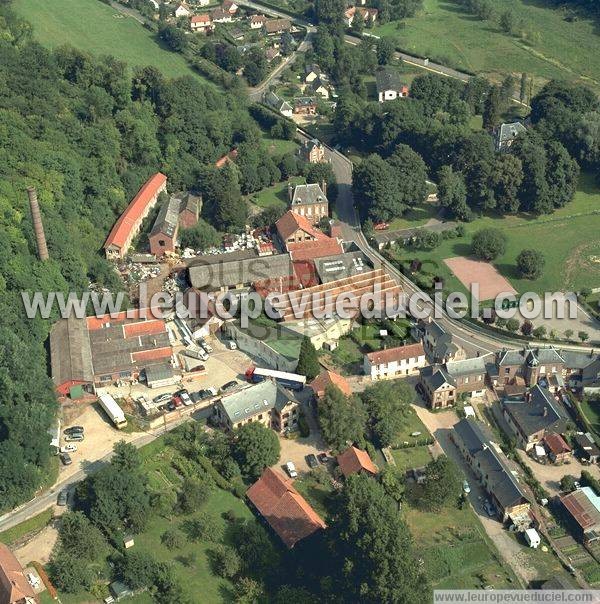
[
  {"left": 60, "top": 452, "right": 72, "bottom": 466},
  {"left": 153, "top": 393, "right": 171, "bottom": 405},
  {"left": 462, "top": 480, "right": 471, "bottom": 494},
  {"left": 227, "top": 340, "right": 237, "bottom": 350},
  {"left": 190, "top": 364, "right": 206, "bottom": 373},
  {"left": 60, "top": 444, "right": 78, "bottom": 454},
  {"left": 57, "top": 490, "right": 69, "bottom": 506},
  {"left": 175, "top": 389, "right": 192, "bottom": 406},
  {"left": 285, "top": 461, "right": 298, "bottom": 478},
  {"left": 317, "top": 453, "right": 329, "bottom": 464},
  {"left": 64, "top": 426, "right": 84, "bottom": 435},
  {"left": 306, "top": 454, "right": 319, "bottom": 469},
  {"left": 64, "top": 433, "right": 84, "bottom": 442},
  {"left": 220, "top": 380, "right": 239, "bottom": 393},
  {"left": 198, "top": 339, "right": 213, "bottom": 353},
  {"left": 98, "top": 393, "right": 128, "bottom": 429}
]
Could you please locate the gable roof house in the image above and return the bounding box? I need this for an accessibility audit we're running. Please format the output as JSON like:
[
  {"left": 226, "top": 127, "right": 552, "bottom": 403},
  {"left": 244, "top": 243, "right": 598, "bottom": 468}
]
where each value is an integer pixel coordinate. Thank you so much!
[
  {"left": 221, "top": 0, "right": 238, "bottom": 14},
  {"left": 211, "top": 7, "right": 233, "bottom": 23},
  {"left": 543, "top": 432, "right": 572, "bottom": 464},
  {"left": 104, "top": 173, "right": 167, "bottom": 259},
  {"left": 310, "top": 368, "right": 352, "bottom": 398},
  {"left": 573, "top": 432, "right": 600, "bottom": 464},
  {"left": 310, "top": 76, "right": 330, "bottom": 99},
  {"left": 304, "top": 64, "right": 322, "bottom": 83},
  {"left": 175, "top": 2, "right": 192, "bottom": 18},
  {"left": 0, "top": 543, "right": 39, "bottom": 604},
  {"left": 249, "top": 14, "right": 268, "bottom": 28},
  {"left": 190, "top": 14, "right": 212, "bottom": 31},
  {"left": 495, "top": 121, "right": 526, "bottom": 151},
  {"left": 452, "top": 418, "right": 530, "bottom": 522},
  {"left": 502, "top": 384, "right": 570, "bottom": 451},
  {"left": 264, "top": 18, "right": 291, "bottom": 35},
  {"left": 300, "top": 138, "right": 326, "bottom": 163},
  {"left": 493, "top": 346, "right": 567, "bottom": 389},
  {"left": 419, "top": 365, "right": 456, "bottom": 410},
  {"left": 149, "top": 195, "right": 181, "bottom": 256},
  {"left": 246, "top": 468, "right": 326, "bottom": 548},
  {"left": 375, "top": 68, "right": 409, "bottom": 103},
  {"left": 337, "top": 445, "right": 378, "bottom": 478},
  {"left": 213, "top": 379, "right": 301, "bottom": 433},
  {"left": 264, "top": 91, "right": 293, "bottom": 117},
  {"left": 412, "top": 318, "right": 465, "bottom": 364},
  {"left": 560, "top": 486, "right": 600, "bottom": 544},
  {"left": 363, "top": 342, "right": 426, "bottom": 381}
]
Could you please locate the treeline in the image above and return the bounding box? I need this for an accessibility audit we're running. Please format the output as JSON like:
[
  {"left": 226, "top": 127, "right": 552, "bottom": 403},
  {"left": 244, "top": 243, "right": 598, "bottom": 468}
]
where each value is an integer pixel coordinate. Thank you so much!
[{"left": 0, "top": 4, "right": 288, "bottom": 511}]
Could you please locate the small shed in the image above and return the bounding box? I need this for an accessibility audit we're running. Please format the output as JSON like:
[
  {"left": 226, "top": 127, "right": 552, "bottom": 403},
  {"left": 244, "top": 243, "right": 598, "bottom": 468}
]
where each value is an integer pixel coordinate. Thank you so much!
[
  {"left": 463, "top": 405, "right": 475, "bottom": 418},
  {"left": 524, "top": 528, "right": 541, "bottom": 549},
  {"left": 145, "top": 363, "right": 176, "bottom": 389},
  {"left": 109, "top": 581, "right": 133, "bottom": 601},
  {"left": 123, "top": 535, "right": 135, "bottom": 549}
]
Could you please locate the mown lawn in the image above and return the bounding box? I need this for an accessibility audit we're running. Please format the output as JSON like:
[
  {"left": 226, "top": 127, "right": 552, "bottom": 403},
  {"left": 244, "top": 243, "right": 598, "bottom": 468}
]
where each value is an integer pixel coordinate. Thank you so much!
[
  {"left": 14, "top": 0, "right": 204, "bottom": 81},
  {"left": 388, "top": 172, "right": 600, "bottom": 296},
  {"left": 404, "top": 504, "right": 519, "bottom": 589},
  {"left": 372, "top": 0, "right": 600, "bottom": 92},
  {"left": 391, "top": 445, "right": 432, "bottom": 471},
  {"left": 249, "top": 175, "right": 305, "bottom": 209}
]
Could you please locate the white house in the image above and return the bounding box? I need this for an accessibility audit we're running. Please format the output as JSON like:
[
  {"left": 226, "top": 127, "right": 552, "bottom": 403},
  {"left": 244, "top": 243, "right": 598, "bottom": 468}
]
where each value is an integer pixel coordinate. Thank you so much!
[
  {"left": 191, "top": 14, "right": 212, "bottom": 31},
  {"left": 211, "top": 7, "right": 233, "bottom": 23},
  {"left": 375, "top": 68, "right": 409, "bottom": 103},
  {"left": 363, "top": 342, "right": 427, "bottom": 380},
  {"left": 249, "top": 14, "right": 268, "bottom": 29},
  {"left": 175, "top": 3, "right": 191, "bottom": 18}
]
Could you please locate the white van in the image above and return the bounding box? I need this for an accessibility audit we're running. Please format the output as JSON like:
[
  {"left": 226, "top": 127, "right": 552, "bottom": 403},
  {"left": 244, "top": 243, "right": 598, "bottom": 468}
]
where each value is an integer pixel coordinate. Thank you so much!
[{"left": 285, "top": 461, "right": 297, "bottom": 478}]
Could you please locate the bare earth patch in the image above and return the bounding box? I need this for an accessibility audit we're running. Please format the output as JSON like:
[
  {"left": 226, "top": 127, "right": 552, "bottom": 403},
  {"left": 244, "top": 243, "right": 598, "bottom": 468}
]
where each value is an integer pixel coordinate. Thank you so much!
[{"left": 444, "top": 256, "right": 517, "bottom": 302}]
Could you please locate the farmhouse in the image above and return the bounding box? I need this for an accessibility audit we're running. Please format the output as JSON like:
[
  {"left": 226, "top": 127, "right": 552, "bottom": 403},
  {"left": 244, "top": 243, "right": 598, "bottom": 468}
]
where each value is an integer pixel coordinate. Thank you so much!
[
  {"left": 212, "top": 380, "right": 300, "bottom": 433},
  {"left": 363, "top": 342, "right": 426, "bottom": 380},
  {"left": 246, "top": 468, "right": 326, "bottom": 548},
  {"left": 375, "top": 68, "right": 409, "bottom": 103},
  {"left": 502, "top": 384, "right": 569, "bottom": 451},
  {"left": 104, "top": 172, "right": 167, "bottom": 259},
  {"left": 452, "top": 418, "right": 530, "bottom": 522},
  {"left": 337, "top": 445, "right": 378, "bottom": 478},
  {"left": 264, "top": 18, "right": 291, "bottom": 35},
  {"left": 560, "top": 487, "right": 600, "bottom": 544},
  {"left": 310, "top": 368, "right": 352, "bottom": 398},
  {"left": 0, "top": 543, "right": 39, "bottom": 604},
  {"left": 190, "top": 14, "right": 212, "bottom": 31},
  {"left": 288, "top": 182, "right": 329, "bottom": 223}
]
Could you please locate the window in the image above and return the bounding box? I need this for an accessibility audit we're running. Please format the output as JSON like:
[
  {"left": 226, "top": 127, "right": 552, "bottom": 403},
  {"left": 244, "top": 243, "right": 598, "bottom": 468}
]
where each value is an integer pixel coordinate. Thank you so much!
[
  {"left": 505, "top": 368, "right": 510, "bottom": 374},
  {"left": 119, "top": 371, "right": 131, "bottom": 378},
  {"left": 100, "top": 375, "right": 111, "bottom": 382},
  {"left": 258, "top": 414, "right": 263, "bottom": 420},
  {"left": 158, "top": 239, "right": 165, "bottom": 247}
]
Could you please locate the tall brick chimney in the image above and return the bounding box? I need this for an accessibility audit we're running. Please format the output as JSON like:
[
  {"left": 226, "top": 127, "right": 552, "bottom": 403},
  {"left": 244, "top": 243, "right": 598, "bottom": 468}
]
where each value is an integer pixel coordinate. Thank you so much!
[{"left": 27, "top": 187, "right": 49, "bottom": 261}]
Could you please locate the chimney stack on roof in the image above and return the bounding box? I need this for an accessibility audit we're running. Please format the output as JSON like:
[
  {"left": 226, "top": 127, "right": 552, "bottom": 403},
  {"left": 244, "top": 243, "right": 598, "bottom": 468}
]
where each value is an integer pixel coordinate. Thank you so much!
[{"left": 27, "top": 186, "right": 49, "bottom": 261}]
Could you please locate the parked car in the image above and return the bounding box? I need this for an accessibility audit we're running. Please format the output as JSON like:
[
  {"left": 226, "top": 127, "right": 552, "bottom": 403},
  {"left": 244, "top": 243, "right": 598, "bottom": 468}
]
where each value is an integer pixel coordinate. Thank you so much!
[
  {"left": 220, "top": 380, "right": 238, "bottom": 393},
  {"left": 167, "top": 401, "right": 177, "bottom": 412},
  {"left": 317, "top": 453, "right": 329, "bottom": 464},
  {"left": 64, "top": 426, "right": 84, "bottom": 435},
  {"left": 191, "top": 387, "right": 216, "bottom": 403},
  {"left": 60, "top": 444, "right": 78, "bottom": 454},
  {"left": 190, "top": 364, "right": 206, "bottom": 373},
  {"left": 171, "top": 396, "right": 183, "bottom": 408},
  {"left": 175, "top": 389, "right": 192, "bottom": 406},
  {"left": 57, "top": 490, "right": 69, "bottom": 506},
  {"left": 306, "top": 454, "right": 319, "bottom": 469},
  {"left": 198, "top": 339, "right": 213, "bottom": 353},
  {"left": 227, "top": 341, "right": 237, "bottom": 350},
  {"left": 153, "top": 393, "right": 172, "bottom": 405},
  {"left": 483, "top": 500, "right": 495, "bottom": 517},
  {"left": 462, "top": 480, "right": 471, "bottom": 494},
  {"left": 285, "top": 461, "right": 298, "bottom": 478},
  {"left": 65, "top": 433, "right": 84, "bottom": 442},
  {"left": 60, "top": 452, "right": 72, "bottom": 466}
]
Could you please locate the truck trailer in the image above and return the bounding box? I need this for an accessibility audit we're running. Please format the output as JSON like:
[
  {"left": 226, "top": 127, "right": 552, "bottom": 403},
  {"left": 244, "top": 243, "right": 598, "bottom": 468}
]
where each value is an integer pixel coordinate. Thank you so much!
[{"left": 98, "top": 393, "right": 128, "bottom": 429}]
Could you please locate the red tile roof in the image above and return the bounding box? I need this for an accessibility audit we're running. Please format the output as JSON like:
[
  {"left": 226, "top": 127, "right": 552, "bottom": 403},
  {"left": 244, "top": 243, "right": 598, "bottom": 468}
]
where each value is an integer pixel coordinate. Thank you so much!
[
  {"left": 365, "top": 342, "right": 425, "bottom": 366},
  {"left": 337, "top": 446, "right": 378, "bottom": 478},
  {"left": 104, "top": 173, "right": 166, "bottom": 251},
  {"left": 246, "top": 468, "right": 326, "bottom": 548},
  {"left": 275, "top": 210, "right": 326, "bottom": 242},
  {"left": 131, "top": 347, "right": 172, "bottom": 363},
  {"left": 191, "top": 14, "right": 211, "bottom": 23},
  {"left": 86, "top": 309, "right": 164, "bottom": 331},
  {"left": 287, "top": 238, "right": 344, "bottom": 262},
  {"left": 123, "top": 319, "right": 167, "bottom": 338},
  {"left": 544, "top": 432, "right": 571, "bottom": 456},
  {"left": 0, "top": 543, "right": 39, "bottom": 604},
  {"left": 310, "top": 369, "right": 352, "bottom": 398},
  {"left": 292, "top": 260, "right": 319, "bottom": 288}
]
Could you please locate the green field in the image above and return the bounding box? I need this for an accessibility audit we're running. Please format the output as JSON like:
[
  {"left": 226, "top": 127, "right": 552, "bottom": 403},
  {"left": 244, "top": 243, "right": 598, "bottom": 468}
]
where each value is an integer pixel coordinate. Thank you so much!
[
  {"left": 14, "top": 0, "right": 202, "bottom": 80},
  {"left": 250, "top": 175, "right": 305, "bottom": 209},
  {"left": 404, "top": 503, "right": 519, "bottom": 589},
  {"left": 372, "top": 0, "right": 600, "bottom": 91},
  {"left": 387, "top": 172, "right": 600, "bottom": 296},
  {"left": 391, "top": 445, "right": 432, "bottom": 471}
]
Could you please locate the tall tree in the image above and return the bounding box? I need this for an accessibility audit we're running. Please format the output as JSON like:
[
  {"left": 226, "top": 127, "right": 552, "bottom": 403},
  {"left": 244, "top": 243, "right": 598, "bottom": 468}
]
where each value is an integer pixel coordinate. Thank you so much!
[
  {"left": 296, "top": 336, "right": 320, "bottom": 380},
  {"left": 319, "top": 385, "right": 367, "bottom": 451},
  {"left": 233, "top": 422, "right": 280, "bottom": 480},
  {"left": 437, "top": 165, "right": 470, "bottom": 220}
]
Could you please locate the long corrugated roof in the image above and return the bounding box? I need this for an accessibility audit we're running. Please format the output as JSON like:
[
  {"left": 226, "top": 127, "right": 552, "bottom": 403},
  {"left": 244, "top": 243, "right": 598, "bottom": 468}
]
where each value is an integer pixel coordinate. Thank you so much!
[
  {"left": 104, "top": 173, "right": 166, "bottom": 250},
  {"left": 50, "top": 315, "right": 94, "bottom": 387}
]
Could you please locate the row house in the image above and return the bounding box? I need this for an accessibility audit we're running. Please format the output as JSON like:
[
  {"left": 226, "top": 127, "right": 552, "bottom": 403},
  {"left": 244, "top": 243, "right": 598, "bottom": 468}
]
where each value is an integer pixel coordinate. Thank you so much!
[{"left": 363, "top": 342, "right": 426, "bottom": 380}]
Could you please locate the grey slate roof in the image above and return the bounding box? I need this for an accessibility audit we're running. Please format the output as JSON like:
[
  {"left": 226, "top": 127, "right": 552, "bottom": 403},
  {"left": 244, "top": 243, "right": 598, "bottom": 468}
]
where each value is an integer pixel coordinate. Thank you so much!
[
  {"left": 188, "top": 250, "right": 292, "bottom": 290},
  {"left": 290, "top": 183, "right": 328, "bottom": 206},
  {"left": 445, "top": 355, "right": 489, "bottom": 378},
  {"left": 502, "top": 384, "right": 569, "bottom": 437},
  {"left": 454, "top": 418, "right": 528, "bottom": 510},
  {"left": 50, "top": 316, "right": 94, "bottom": 386},
  {"left": 497, "top": 346, "right": 566, "bottom": 367},
  {"left": 497, "top": 121, "right": 526, "bottom": 148},
  {"left": 375, "top": 68, "right": 405, "bottom": 93},
  {"left": 420, "top": 364, "right": 454, "bottom": 390},
  {"left": 176, "top": 191, "right": 201, "bottom": 216},
  {"left": 219, "top": 380, "right": 297, "bottom": 424},
  {"left": 145, "top": 362, "right": 174, "bottom": 383},
  {"left": 264, "top": 91, "right": 292, "bottom": 113},
  {"left": 150, "top": 195, "right": 181, "bottom": 238},
  {"left": 314, "top": 251, "right": 371, "bottom": 283}
]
